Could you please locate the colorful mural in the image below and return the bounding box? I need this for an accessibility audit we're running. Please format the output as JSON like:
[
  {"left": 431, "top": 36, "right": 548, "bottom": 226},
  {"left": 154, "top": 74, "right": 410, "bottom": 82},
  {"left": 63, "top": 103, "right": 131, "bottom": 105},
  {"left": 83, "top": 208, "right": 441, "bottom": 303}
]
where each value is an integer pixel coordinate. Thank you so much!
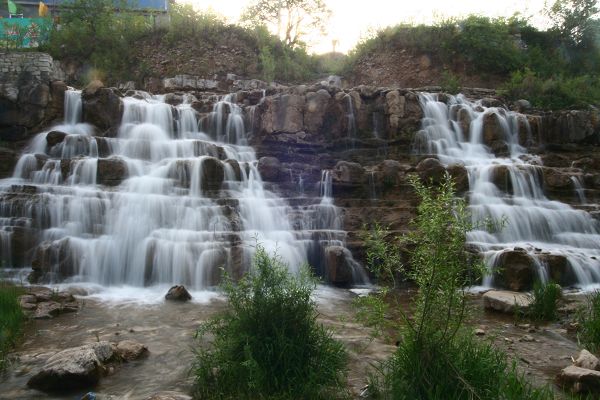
[{"left": 0, "top": 17, "right": 51, "bottom": 48}]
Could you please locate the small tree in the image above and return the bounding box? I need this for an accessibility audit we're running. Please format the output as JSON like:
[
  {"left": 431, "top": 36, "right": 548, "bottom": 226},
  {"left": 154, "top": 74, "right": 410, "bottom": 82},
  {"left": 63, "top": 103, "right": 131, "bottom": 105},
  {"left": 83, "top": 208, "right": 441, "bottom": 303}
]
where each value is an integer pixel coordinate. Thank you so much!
[
  {"left": 193, "top": 245, "right": 347, "bottom": 399},
  {"left": 241, "top": 0, "right": 331, "bottom": 48},
  {"left": 547, "top": 0, "right": 600, "bottom": 45}
]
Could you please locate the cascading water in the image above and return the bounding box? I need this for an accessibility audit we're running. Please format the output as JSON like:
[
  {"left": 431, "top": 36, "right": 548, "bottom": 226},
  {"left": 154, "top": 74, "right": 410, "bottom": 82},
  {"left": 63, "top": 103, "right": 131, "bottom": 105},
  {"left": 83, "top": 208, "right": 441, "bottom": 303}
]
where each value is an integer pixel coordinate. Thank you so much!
[
  {"left": 0, "top": 89, "right": 367, "bottom": 290},
  {"left": 415, "top": 93, "right": 600, "bottom": 289}
]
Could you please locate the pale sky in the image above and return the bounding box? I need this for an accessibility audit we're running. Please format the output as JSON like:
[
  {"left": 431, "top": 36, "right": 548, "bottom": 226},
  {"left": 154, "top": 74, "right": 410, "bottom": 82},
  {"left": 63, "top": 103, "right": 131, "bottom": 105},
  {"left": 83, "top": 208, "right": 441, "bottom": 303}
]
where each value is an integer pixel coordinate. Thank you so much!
[{"left": 181, "top": 0, "right": 550, "bottom": 53}]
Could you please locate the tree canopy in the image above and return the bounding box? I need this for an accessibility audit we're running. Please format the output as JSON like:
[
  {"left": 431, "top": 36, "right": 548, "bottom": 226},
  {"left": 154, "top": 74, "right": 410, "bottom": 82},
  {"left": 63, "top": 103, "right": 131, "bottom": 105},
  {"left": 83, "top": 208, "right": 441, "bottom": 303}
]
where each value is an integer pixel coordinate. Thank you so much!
[{"left": 241, "top": 0, "right": 331, "bottom": 47}]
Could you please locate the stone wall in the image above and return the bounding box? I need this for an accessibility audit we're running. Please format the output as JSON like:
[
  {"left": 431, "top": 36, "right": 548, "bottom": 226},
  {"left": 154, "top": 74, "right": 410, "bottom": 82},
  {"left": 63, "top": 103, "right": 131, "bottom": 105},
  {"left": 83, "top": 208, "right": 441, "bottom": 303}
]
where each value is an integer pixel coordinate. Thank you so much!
[{"left": 0, "top": 52, "right": 67, "bottom": 153}]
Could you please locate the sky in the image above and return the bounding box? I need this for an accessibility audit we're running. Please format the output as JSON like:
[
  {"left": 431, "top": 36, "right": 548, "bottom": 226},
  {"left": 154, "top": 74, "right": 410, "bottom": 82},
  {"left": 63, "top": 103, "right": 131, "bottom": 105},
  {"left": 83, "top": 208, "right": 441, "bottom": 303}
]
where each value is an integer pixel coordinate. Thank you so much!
[{"left": 181, "top": 0, "right": 551, "bottom": 53}]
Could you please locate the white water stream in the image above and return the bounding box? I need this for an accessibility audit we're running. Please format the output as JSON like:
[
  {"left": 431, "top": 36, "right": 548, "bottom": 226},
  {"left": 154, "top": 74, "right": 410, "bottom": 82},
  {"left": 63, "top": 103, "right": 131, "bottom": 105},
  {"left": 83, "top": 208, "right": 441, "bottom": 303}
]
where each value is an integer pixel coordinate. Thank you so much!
[
  {"left": 416, "top": 93, "right": 600, "bottom": 288},
  {"left": 0, "top": 90, "right": 368, "bottom": 293}
]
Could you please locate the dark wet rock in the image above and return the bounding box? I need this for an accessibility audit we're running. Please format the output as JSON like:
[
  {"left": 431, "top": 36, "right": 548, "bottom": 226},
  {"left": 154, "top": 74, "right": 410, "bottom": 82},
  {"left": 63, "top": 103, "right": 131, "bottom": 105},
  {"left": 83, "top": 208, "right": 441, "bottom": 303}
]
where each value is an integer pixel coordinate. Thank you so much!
[
  {"left": 483, "top": 290, "right": 532, "bottom": 314},
  {"left": 97, "top": 158, "right": 127, "bottom": 186},
  {"left": 112, "top": 340, "right": 148, "bottom": 361},
  {"left": 82, "top": 81, "right": 123, "bottom": 131},
  {"left": 333, "top": 161, "right": 365, "bottom": 184},
  {"left": 200, "top": 157, "right": 224, "bottom": 191},
  {"left": 0, "top": 147, "right": 18, "bottom": 178},
  {"left": 416, "top": 157, "right": 445, "bottom": 184},
  {"left": 46, "top": 130, "right": 68, "bottom": 147},
  {"left": 539, "top": 253, "right": 576, "bottom": 287},
  {"left": 257, "top": 156, "right": 281, "bottom": 181},
  {"left": 27, "top": 342, "right": 114, "bottom": 392},
  {"left": 557, "top": 365, "right": 600, "bottom": 394},
  {"left": 447, "top": 163, "right": 469, "bottom": 192},
  {"left": 493, "top": 249, "right": 536, "bottom": 291},
  {"left": 324, "top": 246, "right": 353, "bottom": 286},
  {"left": 482, "top": 112, "right": 505, "bottom": 145},
  {"left": 165, "top": 285, "right": 192, "bottom": 302}
]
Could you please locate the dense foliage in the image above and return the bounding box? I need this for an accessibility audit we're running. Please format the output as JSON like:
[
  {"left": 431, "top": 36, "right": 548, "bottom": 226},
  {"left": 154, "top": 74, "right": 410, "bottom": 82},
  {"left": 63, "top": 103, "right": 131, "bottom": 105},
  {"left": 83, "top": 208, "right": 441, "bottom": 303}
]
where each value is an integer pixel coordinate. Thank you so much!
[
  {"left": 344, "top": 1, "right": 600, "bottom": 109},
  {"left": 41, "top": 0, "right": 322, "bottom": 84},
  {"left": 357, "top": 175, "right": 551, "bottom": 399},
  {"left": 192, "top": 245, "right": 347, "bottom": 400},
  {"left": 0, "top": 282, "right": 24, "bottom": 371}
]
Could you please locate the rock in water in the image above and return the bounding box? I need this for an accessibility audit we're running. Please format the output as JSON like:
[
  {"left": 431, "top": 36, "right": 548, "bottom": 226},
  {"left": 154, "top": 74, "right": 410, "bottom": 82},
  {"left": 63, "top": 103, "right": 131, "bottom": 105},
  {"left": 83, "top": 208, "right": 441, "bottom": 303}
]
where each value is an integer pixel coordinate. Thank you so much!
[
  {"left": 165, "top": 285, "right": 192, "bottom": 302},
  {"left": 113, "top": 340, "right": 148, "bottom": 361},
  {"left": 27, "top": 342, "right": 114, "bottom": 392},
  {"left": 482, "top": 290, "right": 532, "bottom": 314}
]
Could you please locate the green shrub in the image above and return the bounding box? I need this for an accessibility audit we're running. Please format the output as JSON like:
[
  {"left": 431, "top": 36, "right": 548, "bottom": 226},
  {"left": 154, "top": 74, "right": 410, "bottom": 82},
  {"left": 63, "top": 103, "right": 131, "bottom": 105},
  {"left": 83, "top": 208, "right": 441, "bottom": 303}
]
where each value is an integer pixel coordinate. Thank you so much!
[
  {"left": 500, "top": 69, "right": 600, "bottom": 109},
  {"left": 0, "top": 282, "right": 24, "bottom": 371},
  {"left": 357, "top": 175, "right": 552, "bottom": 399},
  {"left": 370, "top": 331, "right": 551, "bottom": 400},
  {"left": 527, "top": 281, "right": 562, "bottom": 322},
  {"left": 192, "top": 245, "right": 348, "bottom": 400},
  {"left": 577, "top": 291, "right": 600, "bottom": 353}
]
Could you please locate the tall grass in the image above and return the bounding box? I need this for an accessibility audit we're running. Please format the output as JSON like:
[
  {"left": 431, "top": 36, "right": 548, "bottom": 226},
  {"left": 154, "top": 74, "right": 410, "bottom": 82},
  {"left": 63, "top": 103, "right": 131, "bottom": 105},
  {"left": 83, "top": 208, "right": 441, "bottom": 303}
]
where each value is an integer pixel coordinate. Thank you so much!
[
  {"left": 192, "top": 245, "right": 348, "bottom": 400},
  {"left": 527, "top": 281, "right": 562, "bottom": 322},
  {"left": 577, "top": 291, "right": 600, "bottom": 353},
  {"left": 0, "top": 282, "right": 24, "bottom": 371}
]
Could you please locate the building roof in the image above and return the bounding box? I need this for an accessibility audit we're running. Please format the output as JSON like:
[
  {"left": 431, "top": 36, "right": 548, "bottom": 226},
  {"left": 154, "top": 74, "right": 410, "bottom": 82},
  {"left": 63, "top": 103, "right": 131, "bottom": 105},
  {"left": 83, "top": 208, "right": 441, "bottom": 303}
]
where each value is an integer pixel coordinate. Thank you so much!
[{"left": 14, "top": 0, "right": 169, "bottom": 12}]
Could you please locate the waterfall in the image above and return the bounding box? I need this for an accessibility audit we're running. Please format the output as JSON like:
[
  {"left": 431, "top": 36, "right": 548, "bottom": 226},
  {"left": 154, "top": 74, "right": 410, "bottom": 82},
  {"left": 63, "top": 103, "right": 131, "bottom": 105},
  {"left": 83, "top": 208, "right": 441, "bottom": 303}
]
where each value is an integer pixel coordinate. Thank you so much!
[
  {"left": 416, "top": 93, "right": 600, "bottom": 289},
  {"left": 64, "top": 88, "right": 82, "bottom": 125},
  {"left": 0, "top": 90, "right": 367, "bottom": 290},
  {"left": 571, "top": 176, "right": 587, "bottom": 205}
]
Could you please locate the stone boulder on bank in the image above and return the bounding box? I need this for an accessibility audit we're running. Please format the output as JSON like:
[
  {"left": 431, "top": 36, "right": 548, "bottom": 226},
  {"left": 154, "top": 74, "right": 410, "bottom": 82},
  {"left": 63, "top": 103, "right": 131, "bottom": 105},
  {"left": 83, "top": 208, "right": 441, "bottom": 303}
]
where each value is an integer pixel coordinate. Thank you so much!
[
  {"left": 483, "top": 290, "right": 532, "bottom": 314},
  {"left": 27, "top": 342, "right": 114, "bottom": 392}
]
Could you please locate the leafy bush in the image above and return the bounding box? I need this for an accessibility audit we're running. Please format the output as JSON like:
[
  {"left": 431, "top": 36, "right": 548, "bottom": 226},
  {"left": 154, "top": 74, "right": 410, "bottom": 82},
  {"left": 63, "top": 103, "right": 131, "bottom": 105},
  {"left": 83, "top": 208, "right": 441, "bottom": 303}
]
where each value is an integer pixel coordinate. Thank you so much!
[
  {"left": 192, "top": 245, "right": 348, "bottom": 400},
  {"left": 357, "top": 175, "right": 551, "bottom": 399},
  {"left": 0, "top": 282, "right": 24, "bottom": 371},
  {"left": 527, "top": 281, "right": 562, "bottom": 322},
  {"left": 577, "top": 291, "right": 600, "bottom": 353},
  {"left": 43, "top": 0, "right": 152, "bottom": 82},
  {"left": 500, "top": 69, "right": 600, "bottom": 109}
]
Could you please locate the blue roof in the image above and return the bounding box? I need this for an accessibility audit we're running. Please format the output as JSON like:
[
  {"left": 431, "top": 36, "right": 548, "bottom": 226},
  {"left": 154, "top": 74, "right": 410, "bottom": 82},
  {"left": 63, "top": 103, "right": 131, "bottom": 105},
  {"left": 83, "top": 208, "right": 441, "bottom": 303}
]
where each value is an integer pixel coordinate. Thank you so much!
[{"left": 20, "top": 0, "right": 169, "bottom": 11}]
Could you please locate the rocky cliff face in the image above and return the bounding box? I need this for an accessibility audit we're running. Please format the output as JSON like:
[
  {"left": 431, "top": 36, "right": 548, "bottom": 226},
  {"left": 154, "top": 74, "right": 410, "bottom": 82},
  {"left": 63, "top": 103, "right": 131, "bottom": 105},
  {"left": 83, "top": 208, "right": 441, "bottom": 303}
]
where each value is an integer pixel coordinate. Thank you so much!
[{"left": 1, "top": 52, "right": 599, "bottom": 290}]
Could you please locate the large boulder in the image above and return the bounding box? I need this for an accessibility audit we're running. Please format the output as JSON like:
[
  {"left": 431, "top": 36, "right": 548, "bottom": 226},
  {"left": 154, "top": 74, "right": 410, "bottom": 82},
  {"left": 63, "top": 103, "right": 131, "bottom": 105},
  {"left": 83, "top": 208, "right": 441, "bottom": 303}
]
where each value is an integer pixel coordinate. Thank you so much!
[
  {"left": 199, "top": 157, "right": 224, "bottom": 191},
  {"left": 112, "top": 340, "right": 148, "bottom": 361},
  {"left": 165, "top": 285, "right": 192, "bottom": 302},
  {"left": 258, "top": 94, "right": 305, "bottom": 134},
  {"left": 416, "top": 158, "right": 446, "bottom": 184},
  {"left": 324, "top": 246, "right": 353, "bottom": 286},
  {"left": 482, "top": 112, "right": 505, "bottom": 146},
  {"left": 493, "top": 249, "right": 536, "bottom": 291},
  {"left": 97, "top": 158, "right": 127, "bottom": 186},
  {"left": 257, "top": 156, "right": 282, "bottom": 182},
  {"left": 82, "top": 81, "right": 123, "bottom": 131},
  {"left": 46, "top": 130, "right": 68, "bottom": 147},
  {"left": 333, "top": 161, "right": 365, "bottom": 184},
  {"left": 27, "top": 342, "right": 114, "bottom": 392},
  {"left": 483, "top": 290, "right": 532, "bottom": 314},
  {"left": 303, "top": 89, "right": 332, "bottom": 134},
  {"left": 575, "top": 350, "right": 600, "bottom": 371},
  {"left": 557, "top": 365, "right": 600, "bottom": 394},
  {"left": 542, "top": 109, "right": 600, "bottom": 145}
]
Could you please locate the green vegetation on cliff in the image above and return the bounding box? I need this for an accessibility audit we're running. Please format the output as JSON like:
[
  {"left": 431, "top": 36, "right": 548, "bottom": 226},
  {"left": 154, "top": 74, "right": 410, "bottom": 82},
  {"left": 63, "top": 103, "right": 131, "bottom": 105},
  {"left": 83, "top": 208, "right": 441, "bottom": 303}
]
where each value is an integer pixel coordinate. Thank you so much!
[
  {"left": 42, "top": 1, "right": 322, "bottom": 84},
  {"left": 344, "top": 0, "right": 600, "bottom": 109},
  {"left": 0, "top": 282, "right": 24, "bottom": 371},
  {"left": 192, "top": 245, "right": 347, "bottom": 400}
]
